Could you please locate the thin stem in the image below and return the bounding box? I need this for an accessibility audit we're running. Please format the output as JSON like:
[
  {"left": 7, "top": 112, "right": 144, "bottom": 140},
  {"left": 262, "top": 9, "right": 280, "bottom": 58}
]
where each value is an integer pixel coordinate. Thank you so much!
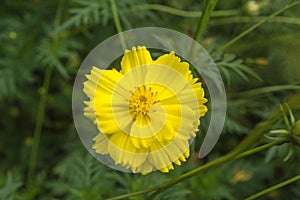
[
  {"left": 194, "top": 0, "right": 219, "bottom": 41},
  {"left": 106, "top": 139, "right": 288, "bottom": 200},
  {"left": 214, "top": 1, "right": 300, "bottom": 54},
  {"left": 110, "top": 0, "right": 126, "bottom": 49},
  {"left": 27, "top": 65, "right": 53, "bottom": 183},
  {"left": 27, "top": 0, "right": 64, "bottom": 183},
  {"left": 129, "top": 4, "right": 239, "bottom": 18},
  {"left": 244, "top": 174, "right": 300, "bottom": 200},
  {"left": 229, "top": 109, "right": 281, "bottom": 156},
  {"left": 227, "top": 84, "right": 300, "bottom": 156},
  {"left": 211, "top": 16, "right": 300, "bottom": 26},
  {"left": 235, "top": 139, "right": 288, "bottom": 159},
  {"left": 234, "top": 85, "right": 300, "bottom": 98}
]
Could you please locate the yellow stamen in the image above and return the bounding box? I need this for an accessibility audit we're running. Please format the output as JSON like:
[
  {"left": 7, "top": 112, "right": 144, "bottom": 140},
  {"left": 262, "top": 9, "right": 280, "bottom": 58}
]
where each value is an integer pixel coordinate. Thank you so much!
[{"left": 128, "top": 85, "right": 160, "bottom": 123}]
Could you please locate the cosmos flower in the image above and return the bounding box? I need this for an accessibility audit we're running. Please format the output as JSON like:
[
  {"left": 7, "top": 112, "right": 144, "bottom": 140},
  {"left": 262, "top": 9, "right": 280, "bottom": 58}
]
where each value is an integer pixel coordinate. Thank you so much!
[{"left": 83, "top": 46, "right": 207, "bottom": 174}]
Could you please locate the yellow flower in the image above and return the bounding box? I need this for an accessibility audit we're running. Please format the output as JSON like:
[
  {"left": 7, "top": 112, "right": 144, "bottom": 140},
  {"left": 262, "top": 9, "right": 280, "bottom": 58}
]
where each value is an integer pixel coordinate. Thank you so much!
[{"left": 83, "top": 46, "right": 207, "bottom": 174}]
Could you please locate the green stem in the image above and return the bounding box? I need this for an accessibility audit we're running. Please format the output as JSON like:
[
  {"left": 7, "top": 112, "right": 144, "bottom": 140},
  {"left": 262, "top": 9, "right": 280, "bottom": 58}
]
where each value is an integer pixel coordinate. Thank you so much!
[
  {"left": 27, "top": 65, "right": 53, "bottom": 183},
  {"left": 27, "top": 0, "right": 64, "bottom": 183},
  {"left": 214, "top": 1, "right": 300, "bottom": 54},
  {"left": 228, "top": 86, "right": 300, "bottom": 156},
  {"left": 110, "top": 0, "right": 126, "bottom": 49},
  {"left": 229, "top": 109, "right": 281, "bottom": 156},
  {"left": 106, "top": 139, "right": 288, "bottom": 200},
  {"left": 211, "top": 16, "right": 300, "bottom": 26},
  {"left": 129, "top": 4, "right": 239, "bottom": 18},
  {"left": 235, "top": 139, "right": 288, "bottom": 159},
  {"left": 244, "top": 174, "right": 300, "bottom": 200},
  {"left": 194, "top": 0, "right": 219, "bottom": 41},
  {"left": 234, "top": 85, "right": 300, "bottom": 98}
]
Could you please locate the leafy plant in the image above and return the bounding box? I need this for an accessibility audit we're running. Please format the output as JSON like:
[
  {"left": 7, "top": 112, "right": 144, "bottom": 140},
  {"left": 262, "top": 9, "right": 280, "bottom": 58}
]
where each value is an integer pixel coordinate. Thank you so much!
[{"left": 1, "top": 0, "right": 300, "bottom": 199}]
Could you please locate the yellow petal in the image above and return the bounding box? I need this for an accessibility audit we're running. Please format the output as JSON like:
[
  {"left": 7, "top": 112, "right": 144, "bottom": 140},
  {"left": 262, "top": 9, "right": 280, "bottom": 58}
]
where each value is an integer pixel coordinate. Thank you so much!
[
  {"left": 160, "top": 137, "right": 189, "bottom": 163},
  {"left": 167, "top": 163, "right": 174, "bottom": 170},
  {"left": 173, "top": 159, "right": 181, "bottom": 166},
  {"left": 93, "top": 95, "right": 121, "bottom": 134},
  {"left": 83, "top": 66, "right": 103, "bottom": 99},
  {"left": 120, "top": 46, "right": 153, "bottom": 74},
  {"left": 108, "top": 131, "right": 147, "bottom": 168},
  {"left": 83, "top": 67, "right": 126, "bottom": 129},
  {"left": 163, "top": 104, "right": 198, "bottom": 139},
  {"left": 154, "top": 52, "right": 208, "bottom": 117},
  {"left": 93, "top": 133, "right": 109, "bottom": 154},
  {"left": 130, "top": 137, "right": 153, "bottom": 149},
  {"left": 83, "top": 100, "right": 96, "bottom": 123},
  {"left": 154, "top": 121, "right": 176, "bottom": 143},
  {"left": 148, "top": 136, "right": 190, "bottom": 172},
  {"left": 184, "top": 148, "right": 190, "bottom": 158},
  {"left": 95, "top": 68, "right": 124, "bottom": 95},
  {"left": 148, "top": 142, "right": 173, "bottom": 171},
  {"left": 155, "top": 51, "right": 194, "bottom": 84},
  {"left": 159, "top": 167, "right": 169, "bottom": 173},
  {"left": 137, "top": 160, "right": 153, "bottom": 174}
]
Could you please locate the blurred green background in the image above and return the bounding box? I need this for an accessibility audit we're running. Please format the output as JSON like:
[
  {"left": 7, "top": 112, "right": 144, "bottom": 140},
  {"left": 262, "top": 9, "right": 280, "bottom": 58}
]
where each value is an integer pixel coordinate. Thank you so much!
[{"left": 1, "top": 0, "right": 300, "bottom": 199}]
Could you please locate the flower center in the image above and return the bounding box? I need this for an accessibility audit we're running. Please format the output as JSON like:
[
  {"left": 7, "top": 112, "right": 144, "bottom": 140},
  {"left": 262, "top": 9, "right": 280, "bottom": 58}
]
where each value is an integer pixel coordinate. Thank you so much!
[{"left": 129, "top": 85, "right": 160, "bottom": 122}]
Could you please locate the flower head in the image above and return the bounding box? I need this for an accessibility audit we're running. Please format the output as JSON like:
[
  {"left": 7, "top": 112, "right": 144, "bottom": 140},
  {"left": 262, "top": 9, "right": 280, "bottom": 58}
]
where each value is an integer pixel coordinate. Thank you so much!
[{"left": 83, "top": 46, "right": 207, "bottom": 174}]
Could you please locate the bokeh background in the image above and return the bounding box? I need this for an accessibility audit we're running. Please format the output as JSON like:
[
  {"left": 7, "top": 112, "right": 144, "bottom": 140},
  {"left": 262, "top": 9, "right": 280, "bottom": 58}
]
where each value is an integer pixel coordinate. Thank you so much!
[{"left": 1, "top": 0, "right": 300, "bottom": 199}]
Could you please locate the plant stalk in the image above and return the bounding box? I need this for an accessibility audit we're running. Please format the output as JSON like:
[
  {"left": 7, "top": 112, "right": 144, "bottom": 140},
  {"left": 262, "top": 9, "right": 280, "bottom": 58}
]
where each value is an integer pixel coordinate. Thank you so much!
[
  {"left": 211, "top": 16, "right": 300, "bottom": 26},
  {"left": 244, "top": 173, "right": 300, "bottom": 200},
  {"left": 129, "top": 4, "right": 239, "bottom": 18},
  {"left": 27, "top": 65, "right": 53, "bottom": 183},
  {"left": 214, "top": 1, "right": 300, "bottom": 54},
  {"left": 194, "top": 0, "right": 219, "bottom": 41},
  {"left": 110, "top": 0, "right": 126, "bottom": 49},
  {"left": 27, "top": 0, "right": 64, "bottom": 184},
  {"left": 106, "top": 139, "right": 288, "bottom": 200}
]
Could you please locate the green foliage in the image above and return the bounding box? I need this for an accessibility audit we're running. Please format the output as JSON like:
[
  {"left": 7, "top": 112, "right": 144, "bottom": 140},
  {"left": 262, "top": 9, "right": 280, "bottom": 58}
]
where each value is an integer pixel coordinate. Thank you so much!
[
  {"left": 51, "top": 150, "right": 113, "bottom": 199},
  {"left": 1, "top": 0, "right": 300, "bottom": 199},
  {"left": 53, "top": 0, "right": 111, "bottom": 35},
  {"left": 213, "top": 51, "right": 262, "bottom": 86},
  {"left": 0, "top": 173, "right": 22, "bottom": 200},
  {"left": 37, "top": 37, "right": 83, "bottom": 79}
]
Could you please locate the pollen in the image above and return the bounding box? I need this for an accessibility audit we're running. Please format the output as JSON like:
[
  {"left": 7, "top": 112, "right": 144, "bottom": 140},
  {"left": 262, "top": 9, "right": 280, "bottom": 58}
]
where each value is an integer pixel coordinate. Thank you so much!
[{"left": 128, "top": 85, "right": 160, "bottom": 121}]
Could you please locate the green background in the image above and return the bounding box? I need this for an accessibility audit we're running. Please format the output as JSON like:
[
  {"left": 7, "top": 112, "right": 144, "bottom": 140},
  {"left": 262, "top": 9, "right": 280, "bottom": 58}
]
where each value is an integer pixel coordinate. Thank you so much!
[{"left": 1, "top": 0, "right": 300, "bottom": 199}]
